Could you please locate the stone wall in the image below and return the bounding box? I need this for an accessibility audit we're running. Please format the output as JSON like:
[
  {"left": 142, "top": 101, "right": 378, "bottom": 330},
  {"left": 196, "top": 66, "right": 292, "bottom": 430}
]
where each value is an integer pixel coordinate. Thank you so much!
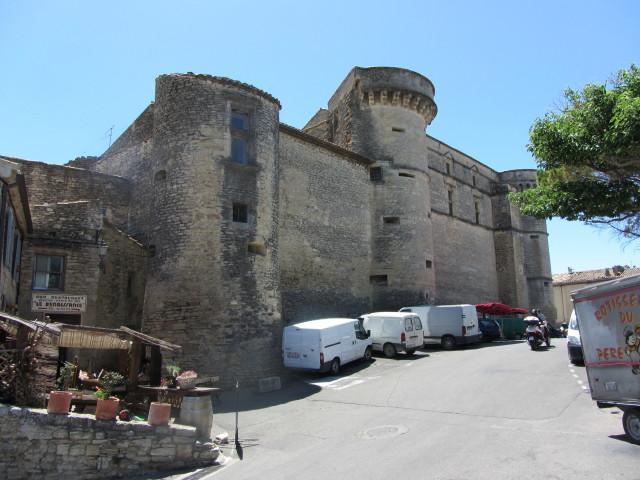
[
  {"left": 15, "top": 160, "right": 132, "bottom": 233},
  {"left": 278, "top": 127, "right": 372, "bottom": 321},
  {"left": 93, "top": 105, "right": 155, "bottom": 241},
  {"left": 0, "top": 403, "right": 220, "bottom": 480},
  {"left": 138, "top": 74, "right": 283, "bottom": 388}
]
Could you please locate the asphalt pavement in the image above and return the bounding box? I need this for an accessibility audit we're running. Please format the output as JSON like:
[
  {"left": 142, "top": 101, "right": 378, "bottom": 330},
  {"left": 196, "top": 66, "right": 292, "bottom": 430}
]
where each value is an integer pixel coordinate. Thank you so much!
[{"left": 155, "top": 338, "right": 639, "bottom": 480}]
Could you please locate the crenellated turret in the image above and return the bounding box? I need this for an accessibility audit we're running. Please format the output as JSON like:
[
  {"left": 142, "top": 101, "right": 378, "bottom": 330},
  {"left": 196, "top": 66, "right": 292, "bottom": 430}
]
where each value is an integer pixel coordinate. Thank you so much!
[{"left": 324, "top": 67, "right": 438, "bottom": 308}]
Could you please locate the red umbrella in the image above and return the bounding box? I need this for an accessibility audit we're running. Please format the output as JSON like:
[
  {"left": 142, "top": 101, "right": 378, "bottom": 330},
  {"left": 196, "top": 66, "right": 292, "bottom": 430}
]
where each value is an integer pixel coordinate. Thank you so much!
[{"left": 475, "top": 303, "right": 528, "bottom": 315}]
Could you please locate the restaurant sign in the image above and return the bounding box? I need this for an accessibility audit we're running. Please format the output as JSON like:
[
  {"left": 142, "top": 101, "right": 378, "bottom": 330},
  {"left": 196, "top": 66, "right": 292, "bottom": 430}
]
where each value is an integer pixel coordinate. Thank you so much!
[{"left": 31, "top": 293, "right": 87, "bottom": 313}]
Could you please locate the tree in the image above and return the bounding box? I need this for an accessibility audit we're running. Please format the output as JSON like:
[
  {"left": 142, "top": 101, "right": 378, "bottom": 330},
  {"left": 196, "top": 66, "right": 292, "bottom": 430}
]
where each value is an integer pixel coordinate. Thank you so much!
[{"left": 510, "top": 65, "right": 640, "bottom": 239}]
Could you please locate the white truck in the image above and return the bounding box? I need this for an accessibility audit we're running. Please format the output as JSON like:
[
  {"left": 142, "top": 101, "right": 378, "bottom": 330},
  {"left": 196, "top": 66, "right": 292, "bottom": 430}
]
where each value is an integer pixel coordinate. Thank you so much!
[
  {"left": 282, "top": 318, "right": 373, "bottom": 375},
  {"left": 399, "top": 304, "right": 481, "bottom": 349},
  {"left": 572, "top": 273, "right": 640, "bottom": 444},
  {"left": 360, "top": 312, "right": 424, "bottom": 357}
]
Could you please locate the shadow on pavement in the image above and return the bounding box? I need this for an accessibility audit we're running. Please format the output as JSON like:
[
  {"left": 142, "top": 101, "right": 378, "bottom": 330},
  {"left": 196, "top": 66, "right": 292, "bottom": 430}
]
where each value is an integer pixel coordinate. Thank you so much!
[
  {"left": 213, "top": 378, "right": 321, "bottom": 414},
  {"left": 608, "top": 434, "right": 639, "bottom": 446}
]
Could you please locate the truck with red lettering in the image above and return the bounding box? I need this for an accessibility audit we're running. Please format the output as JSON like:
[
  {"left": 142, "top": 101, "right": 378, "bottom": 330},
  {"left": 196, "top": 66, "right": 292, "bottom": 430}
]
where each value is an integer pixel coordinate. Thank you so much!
[{"left": 572, "top": 273, "right": 640, "bottom": 444}]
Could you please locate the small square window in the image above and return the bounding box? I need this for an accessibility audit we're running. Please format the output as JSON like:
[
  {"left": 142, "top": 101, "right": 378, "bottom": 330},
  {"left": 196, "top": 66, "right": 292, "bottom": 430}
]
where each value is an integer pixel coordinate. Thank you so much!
[
  {"left": 383, "top": 216, "right": 400, "bottom": 224},
  {"left": 33, "top": 255, "right": 64, "bottom": 290},
  {"left": 426, "top": 260, "right": 432, "bottom": 269},
  {"left": 232, "top": 138, "right": 248, "bottom": 164},
  {"left": 231, "top": 112, "right": 249, "bottom": 131},
  {"left": 370, "top": 167, "right": 383, "bottom": 182},
  {"left": 232, "top": 203, "right": 248, "bottom": 223},
  {"left": 369, "top": 275, "right": 388, "bottom": 286}
]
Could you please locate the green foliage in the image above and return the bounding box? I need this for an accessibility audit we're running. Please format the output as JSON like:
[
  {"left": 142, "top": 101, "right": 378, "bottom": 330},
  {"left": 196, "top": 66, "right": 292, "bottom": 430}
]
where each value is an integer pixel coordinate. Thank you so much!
[
  {"left": 510, "top": 65, "right": 640, "bottom": 239},
  {"left": 56, "top": 362, "right": 77, "bottom": 391},
  {"left": 95, "top": 371, "right": 126, "bottom": 399},
  {"left": 165, "top": 363, "right": 181, "bottom": 377}
]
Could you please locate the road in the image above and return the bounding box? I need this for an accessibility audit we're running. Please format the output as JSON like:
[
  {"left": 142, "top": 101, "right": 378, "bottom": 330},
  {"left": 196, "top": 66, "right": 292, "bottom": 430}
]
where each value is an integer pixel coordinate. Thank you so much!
[{"left": 177, "top": 339, "right": 638, "bottom": 479}]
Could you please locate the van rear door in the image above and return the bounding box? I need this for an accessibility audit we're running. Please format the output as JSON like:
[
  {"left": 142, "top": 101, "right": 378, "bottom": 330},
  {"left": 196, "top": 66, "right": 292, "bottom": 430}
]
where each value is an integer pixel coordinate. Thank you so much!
[
  {"left": 283, "top": 327, "right": 320, "bottom": 369},
  {"left": 405, "top": 316, "right": 422, "bottom": 349},
  {"left": 461, "top": 307, "right": 479, "bottom": 339}
]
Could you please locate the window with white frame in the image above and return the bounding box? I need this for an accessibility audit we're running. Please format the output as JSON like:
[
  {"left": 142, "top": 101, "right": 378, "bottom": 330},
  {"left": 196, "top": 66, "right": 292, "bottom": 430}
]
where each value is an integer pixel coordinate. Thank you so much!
[{"left": 33, "top": 255, "right": 64, "bottom": 290}]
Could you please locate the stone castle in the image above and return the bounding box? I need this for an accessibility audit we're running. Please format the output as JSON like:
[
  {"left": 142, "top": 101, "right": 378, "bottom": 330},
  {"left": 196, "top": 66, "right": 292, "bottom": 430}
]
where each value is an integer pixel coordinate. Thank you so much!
[{"left": 3, "top": 67, "right": 554, "bottom": 387}]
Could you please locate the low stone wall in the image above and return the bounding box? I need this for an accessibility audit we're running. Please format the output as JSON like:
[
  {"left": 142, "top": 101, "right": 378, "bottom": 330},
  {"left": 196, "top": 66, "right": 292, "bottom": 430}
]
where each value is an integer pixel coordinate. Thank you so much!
[{"left": 0, "top": 404, "right": 221, "bottom": 479}]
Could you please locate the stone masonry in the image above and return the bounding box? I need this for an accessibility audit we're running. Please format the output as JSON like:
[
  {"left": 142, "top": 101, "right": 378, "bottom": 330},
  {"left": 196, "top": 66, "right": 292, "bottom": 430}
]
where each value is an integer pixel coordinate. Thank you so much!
[
  {"left": 3, "top": 66, "right": 555, "bottom": 388},
  {"left": 0, "top": 403, "right": 220, "bottom": 480}
]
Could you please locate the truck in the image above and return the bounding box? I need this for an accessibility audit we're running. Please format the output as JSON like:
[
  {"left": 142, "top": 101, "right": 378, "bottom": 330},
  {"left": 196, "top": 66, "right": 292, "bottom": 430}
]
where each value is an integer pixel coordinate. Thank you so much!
[
  {"left": 282, "top": 318, "right": 373, "bottom": 375},
  {"left": 399, "top": 304, "right": 481, "bottom": 349},
  {"left": 571, "top": 273, "right": 640, "bottom": 444},
  {"left": 360, "top": 312, "right": 424, "bottom": 357}
]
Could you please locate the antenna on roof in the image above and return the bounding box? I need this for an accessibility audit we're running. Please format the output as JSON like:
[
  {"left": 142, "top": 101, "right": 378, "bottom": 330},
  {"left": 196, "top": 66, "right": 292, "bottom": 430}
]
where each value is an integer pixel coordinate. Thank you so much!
[{"left": 106, "top": 125, "right": 115, "bottom": 148}]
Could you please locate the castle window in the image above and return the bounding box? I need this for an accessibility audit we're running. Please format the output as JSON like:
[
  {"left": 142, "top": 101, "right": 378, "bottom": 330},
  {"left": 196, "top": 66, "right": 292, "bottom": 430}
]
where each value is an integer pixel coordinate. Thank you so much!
[
  {"left": 398, "top": 172, "right": 415, "bottom": 178},
  {"left": 391, "top": 127, "right": 405, "bottom": 133},
  {"left": 231, "top": 111, "right": 250, "bottom": 164},
  {"left": 445, "top": 163, "right": 451, "bottom": 175},
  {"left": 472, "top": 175, "right": 476, "bottom": 187},
  {"left": 383, "top": 216, "right": 400, "bottom": 224},
  {"left": 544, "top": 281, "right": 549, "bottom": 287},
  {"left": 33, "top": 255, "right": 65, "bottom": 290},
  {"left": 231, "top": 138, "right": 248, "bottom": 164},
  {"left": 447, "top": 189, "right": 454, "bottom": 215},
  {"left": 370, "top": 275, "right": 388, "bottom": 286},
  {"left": 232, "top": 112, "right": 249, "bottom": 131},
  {"left": 474, "top": 200, "right": 480, "bottom": 224},
  {"left": 370, "top": 167, "right": 383, "bottom": 182},
  {"left": 426, "top": 259, "right": 432, "bottom": 269},
  {"left": 232, "top": 203, "right": 248, "bottom": 223},
  {"left": 530, "top": 234, "right": 539, "bottom": 239},
  {"left": 127, "top": 272, "right": 134, "bottom": 298},
  {"left": 154, "top": 170, "right": 167, "bottom": 182}
]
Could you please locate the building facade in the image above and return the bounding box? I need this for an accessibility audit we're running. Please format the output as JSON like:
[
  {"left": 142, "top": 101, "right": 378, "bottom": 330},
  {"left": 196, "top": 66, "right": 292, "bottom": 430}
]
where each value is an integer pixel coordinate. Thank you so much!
[{"left": 3, "top": 67, "right": 555, "bottom": 387}]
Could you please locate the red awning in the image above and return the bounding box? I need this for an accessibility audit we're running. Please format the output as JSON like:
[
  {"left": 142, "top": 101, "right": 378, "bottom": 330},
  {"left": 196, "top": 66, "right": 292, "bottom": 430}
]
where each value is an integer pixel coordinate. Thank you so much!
[{"left": 475, "top": 303, "right": 528, "bottom": 315}]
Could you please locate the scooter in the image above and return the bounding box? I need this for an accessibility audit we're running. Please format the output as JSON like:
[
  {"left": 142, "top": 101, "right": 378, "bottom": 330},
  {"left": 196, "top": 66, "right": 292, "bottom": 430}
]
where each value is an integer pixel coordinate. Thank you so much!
[{"left": 524, "top": 317, "right": 550, "bottom": 350}]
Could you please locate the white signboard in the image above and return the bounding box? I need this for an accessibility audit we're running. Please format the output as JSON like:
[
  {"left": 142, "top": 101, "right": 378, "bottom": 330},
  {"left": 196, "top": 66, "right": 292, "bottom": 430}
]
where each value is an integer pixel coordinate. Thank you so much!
[{"left": 31, "top": 293, "right": 87, "bottom": 313}]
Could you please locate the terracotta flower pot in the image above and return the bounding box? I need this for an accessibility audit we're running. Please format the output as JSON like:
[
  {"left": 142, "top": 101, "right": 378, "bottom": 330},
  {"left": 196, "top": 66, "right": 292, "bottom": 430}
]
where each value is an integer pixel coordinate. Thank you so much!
[
  {"left": 148, "top": 402, "right": 172, "bottom": 426},
  {"left": 47, "top": 391, "right": 73, "bottom": 414},
  {"left": 95, "top": 397, "right": 120, "bottom": 420}
]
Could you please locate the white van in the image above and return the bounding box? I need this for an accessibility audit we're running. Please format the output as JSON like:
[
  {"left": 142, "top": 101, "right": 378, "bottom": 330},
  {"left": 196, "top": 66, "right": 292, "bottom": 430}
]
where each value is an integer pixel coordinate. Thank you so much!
[
  {"left": 360, "top": 312, "right": 424, "bottom": 357},
  {"left": 399, "top": 304, "right": 481, "bottom": 349},
  {"left": 282, "top": 318, "right": 373, "bottom": 375}
]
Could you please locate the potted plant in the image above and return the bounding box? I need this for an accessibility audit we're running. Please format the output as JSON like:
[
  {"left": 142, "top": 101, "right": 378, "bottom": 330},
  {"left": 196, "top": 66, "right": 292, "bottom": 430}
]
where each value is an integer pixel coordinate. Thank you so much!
[
  {"left": 162, "top": 363, "right": 180, "bottom": 388},
  {"left": 94, "top": 371, "right": 126, "bottom": 420},
  {"left": 47, "top": 362, "right": 76, "bottom": 414},
  {"left": 176, "top": 369, "right": 198, "bottom": 389}
]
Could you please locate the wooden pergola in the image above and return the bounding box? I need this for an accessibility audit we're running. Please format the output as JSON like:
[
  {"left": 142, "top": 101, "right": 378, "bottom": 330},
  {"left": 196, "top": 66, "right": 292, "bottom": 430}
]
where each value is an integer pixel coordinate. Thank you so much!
[{"left": 0, "top": 312, "right": 181, "bottom": 404}]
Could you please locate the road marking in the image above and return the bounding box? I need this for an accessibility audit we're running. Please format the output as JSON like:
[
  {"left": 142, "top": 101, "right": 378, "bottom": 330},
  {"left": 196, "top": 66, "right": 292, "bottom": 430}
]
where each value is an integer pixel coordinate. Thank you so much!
[
  {"left": 572, "top": 374, "right": 579, "bottom": 378},
  {"left": 404, "top": 362, "right": 414, "bottom": 367},
  {"left": 306, "top": 375, "right": 380, "bottom": 390}
]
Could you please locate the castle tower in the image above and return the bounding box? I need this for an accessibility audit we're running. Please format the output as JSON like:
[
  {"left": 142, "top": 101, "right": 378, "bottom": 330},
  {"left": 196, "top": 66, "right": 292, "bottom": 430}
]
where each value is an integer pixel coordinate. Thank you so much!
[
  {"left": 493, "top": 170, "right": 555, "bottom": 321},
  {"left": 326, "top": 67, "right": 438, "bottom": 308},
  {"left": 143, "top": 73, "right": 283, "bottom": 386}
]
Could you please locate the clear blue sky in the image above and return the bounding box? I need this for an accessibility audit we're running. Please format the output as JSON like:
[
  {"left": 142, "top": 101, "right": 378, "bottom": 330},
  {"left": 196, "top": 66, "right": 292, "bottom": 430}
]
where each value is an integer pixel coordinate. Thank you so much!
[{"left": 1, "top": 0, "right": 638, "bottom": 274}]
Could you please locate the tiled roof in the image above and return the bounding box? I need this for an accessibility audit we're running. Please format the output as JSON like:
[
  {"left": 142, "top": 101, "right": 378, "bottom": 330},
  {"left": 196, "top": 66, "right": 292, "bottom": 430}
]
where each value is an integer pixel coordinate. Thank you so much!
[{"left": 553, "top": 266, "right": 640, "bottom": 286}]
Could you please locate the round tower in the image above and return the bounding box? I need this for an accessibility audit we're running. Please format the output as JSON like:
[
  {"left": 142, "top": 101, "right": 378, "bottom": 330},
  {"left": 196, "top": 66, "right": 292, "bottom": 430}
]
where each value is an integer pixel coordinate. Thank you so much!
[
  {"left": 143, "top": 73, "right": 282, "bottom": 387},
  {"left": 498, "top": 170, "right": 555, "bottom": 322},
  {"left": 328, "top": 67, "right": 438, "bottom": 308}
]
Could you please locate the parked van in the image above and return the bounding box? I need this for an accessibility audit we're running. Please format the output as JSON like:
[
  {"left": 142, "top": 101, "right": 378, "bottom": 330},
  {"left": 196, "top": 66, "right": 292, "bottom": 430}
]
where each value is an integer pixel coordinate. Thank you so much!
[
  {"left": 360, "top": 312, "right": 424, "bottom": 357},
  {"left": 282, "top": 318, "right": 372, "bottom": 375},
  {"left": 399, "top": 304, "right": 481, "bottom": 349}
]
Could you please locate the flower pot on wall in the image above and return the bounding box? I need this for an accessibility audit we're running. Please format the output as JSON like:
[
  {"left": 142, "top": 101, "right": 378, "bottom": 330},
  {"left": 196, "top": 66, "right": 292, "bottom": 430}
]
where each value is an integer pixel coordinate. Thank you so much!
[
  {"left": 147, "top": 402, "right": 172, "bottom": 426},
  {"left": 47, "top": 391, "right": 73, "bottom": 414},
  {"left": 95, "top": 397, "right": 120, "bottom": 420}
]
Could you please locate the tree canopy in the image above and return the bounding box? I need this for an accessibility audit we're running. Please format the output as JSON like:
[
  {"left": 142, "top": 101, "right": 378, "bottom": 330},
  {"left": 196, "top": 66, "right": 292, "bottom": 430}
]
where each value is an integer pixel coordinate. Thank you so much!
[{"left": 510, "top": 65, "right": 640, "bottom": 239}]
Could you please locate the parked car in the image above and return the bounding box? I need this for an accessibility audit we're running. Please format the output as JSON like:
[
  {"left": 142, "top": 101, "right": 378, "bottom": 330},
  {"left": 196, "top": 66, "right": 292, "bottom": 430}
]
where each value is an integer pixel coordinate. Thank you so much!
[
  {"left": 399, "top": 304, "right": 481, "bottom": 349},
  {"left": 478, "top": 318, "right": 501, "bottom": 341},
  {"left": 282, "top": 318, "right": 372, "bottom": 375},
  {"left": 567, "top": 310, "right": 584, "bottom": 365},
  {"left": 360, "top": 312, "right": 424, "bottom": 357}
]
